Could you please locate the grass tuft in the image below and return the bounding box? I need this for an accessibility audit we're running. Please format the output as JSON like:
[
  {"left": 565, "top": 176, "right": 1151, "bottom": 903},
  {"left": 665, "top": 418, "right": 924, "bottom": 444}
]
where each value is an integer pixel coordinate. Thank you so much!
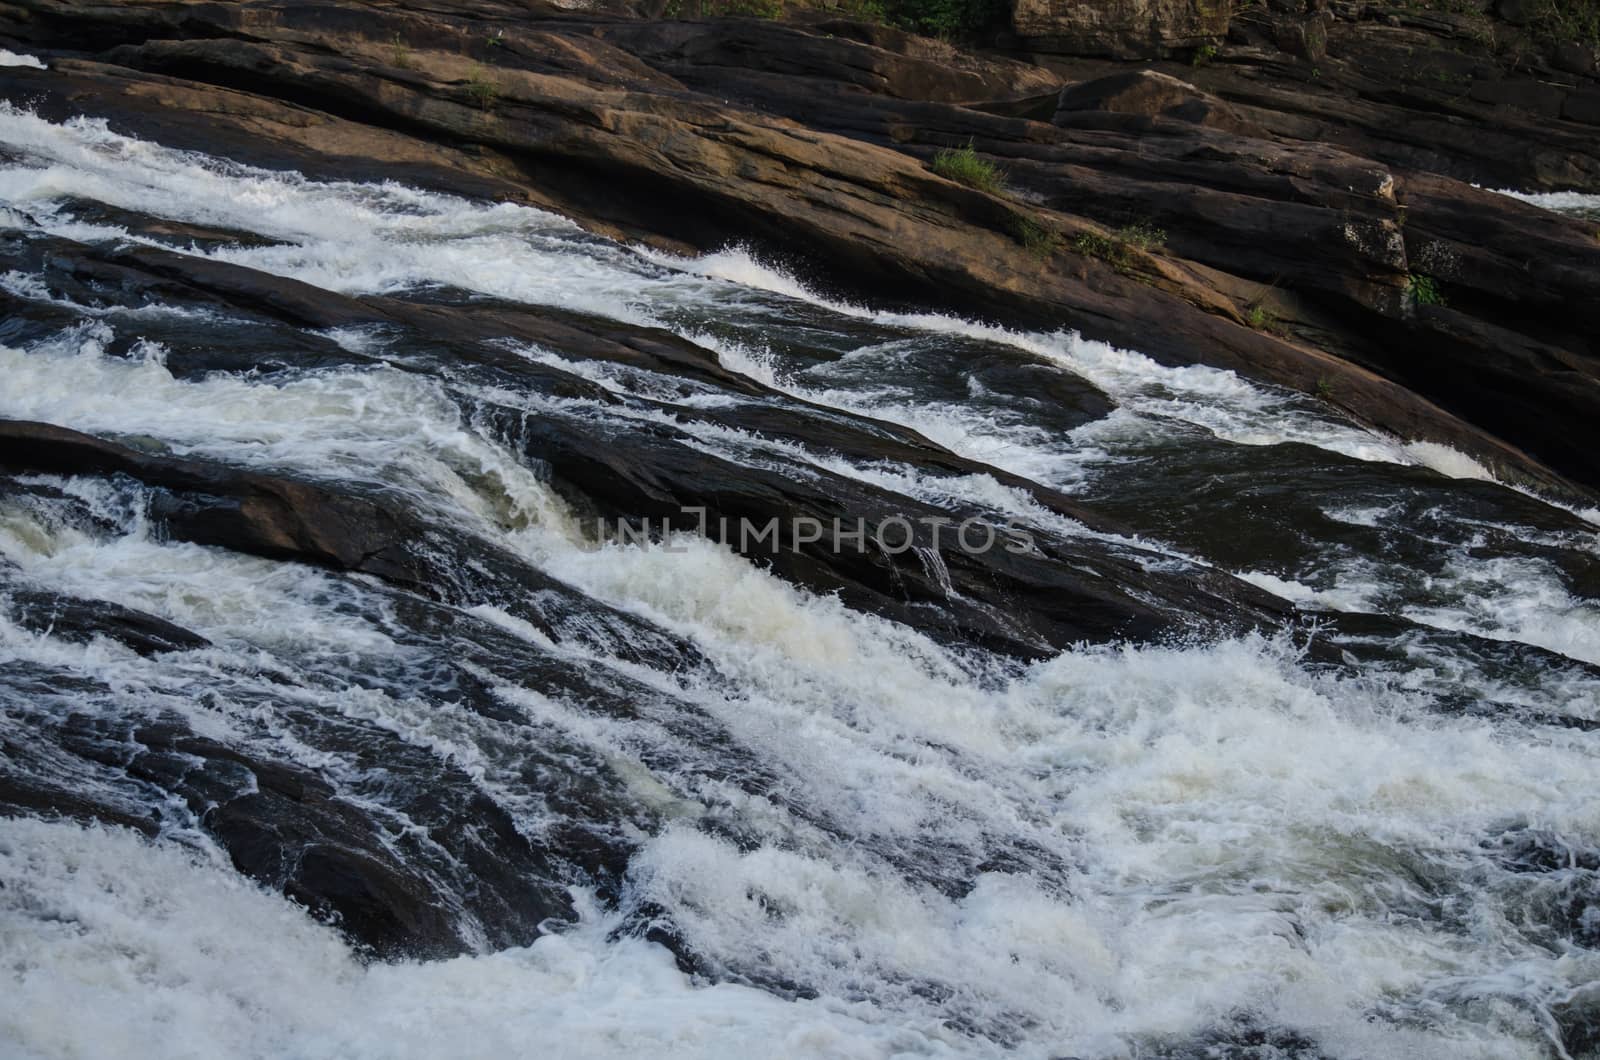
[
  {"left": 1246, "top": 303, "right": 1281, "bottom": 332},
  {"left": 1010, "top": 215, "right": 1060, "bottom": 259},
  {"left": 465, "top": 65, "right": 500, "bottom": 110},
  {"left": 389, "top": 33, "right": 415, "bottom": 69},
  {"left": 931, "top": 143, "right": 1004, "bottom": 194},
  {"left": 665, "top": 0, "right": 785, "bottom": 16},
  {"left": 1528, "top": 0, "right": 1600, "bottom": 48},
  {"left": 1071, "top": 222, "right": 1167, "bottom": 273}
]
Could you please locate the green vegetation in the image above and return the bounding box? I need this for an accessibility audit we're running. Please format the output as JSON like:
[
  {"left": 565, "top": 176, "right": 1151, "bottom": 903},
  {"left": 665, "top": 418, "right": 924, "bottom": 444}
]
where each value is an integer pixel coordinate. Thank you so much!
[
  {"left": 1192, "top": 43, "right": 1219, "bottom": 67},
  {"left": 1246, "top": 302, "right": 1281, "bottom": 333},
  {"left": 1316, "top": 376, "right": 1336, "bottom": 401},
  {"left": 1010, "top": 215, "right": 1060, "bottom": 259},
  {"left": 668, "top": 0, "right": 1002, "bottom": 39},
  {"left": 1398, "top": 0, "right": 1481, "bottom": 14},
  {"left": 879, "top": 0, "right": 1005, "bottom": 39},
  {"left": 1071, "top": 222, "right": 1167, "bottom": 273},
  {"left": 389, "top": 34, "right": 415, "bottom": 69},
  {"left": 1117, "top": 222, "right": 1166, "bottom": 251},
  {"left": 665, "top": 0, "right": 785, "bottom": 17},
  {"left": 931, "top": 143, "right": 1004, "bottom": 193},
  {"left": 1071, "top": 231, "right": 1119, "bottom": 261},
  {"left": 725, "top": 0, "right": 786, "bottom": 16},
  {"left": 828, "top": 0, "right": 891, "bottom": 20},
  {"left": 1401, "top": 0, "right": 1599, "bottom": 47},
  {"left": 1408, "top": 273, "right": 1447, "bottom": 307},
  {"left": 1529, "top": 0, "right": 1600, "bottom": 47},
  {"left": 464, "top": 65, "right": 500, "bottom": 110},
  {"left": 1244, "top": 278, "right": 1286, "bottom": 334}
]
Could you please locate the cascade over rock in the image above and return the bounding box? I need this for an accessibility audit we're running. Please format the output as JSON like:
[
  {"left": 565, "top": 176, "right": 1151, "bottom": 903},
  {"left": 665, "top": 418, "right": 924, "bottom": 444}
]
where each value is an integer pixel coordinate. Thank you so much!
[
  {"left": 0, "top": 0, "right": 1593, "bottom": 500},
  {"left": 1, "top": 2, "right": 1599, "bottom": 1055}
]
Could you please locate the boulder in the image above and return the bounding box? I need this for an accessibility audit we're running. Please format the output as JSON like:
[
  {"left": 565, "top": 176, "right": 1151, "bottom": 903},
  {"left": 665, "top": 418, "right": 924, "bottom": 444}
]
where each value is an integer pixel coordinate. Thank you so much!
[{"left": 1272, "top": 10, "right": 1330, "bottom": 62}]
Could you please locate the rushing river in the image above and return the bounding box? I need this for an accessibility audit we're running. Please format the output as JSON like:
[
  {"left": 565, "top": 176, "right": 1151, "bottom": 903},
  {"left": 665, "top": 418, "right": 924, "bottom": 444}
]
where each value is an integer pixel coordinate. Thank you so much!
[{"left": 2, "top": 103, "right": 1599, "bottom": 1059}]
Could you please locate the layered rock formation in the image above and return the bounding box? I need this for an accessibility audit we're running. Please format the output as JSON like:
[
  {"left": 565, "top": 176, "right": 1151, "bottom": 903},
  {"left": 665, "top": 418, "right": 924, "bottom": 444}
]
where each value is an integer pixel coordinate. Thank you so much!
[
  {"left": 1009, "top": 0, "right": 1233, "bottom": 57},
  {"left": 0, "top": 0, "right": 1595, "bottom": 503}
]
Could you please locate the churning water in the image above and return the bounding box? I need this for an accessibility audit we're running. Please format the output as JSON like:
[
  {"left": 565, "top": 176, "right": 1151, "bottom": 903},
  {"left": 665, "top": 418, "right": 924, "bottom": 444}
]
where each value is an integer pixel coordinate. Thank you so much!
[{"left": 2, "top": 107, "right": 1598, "bottom": 1059}]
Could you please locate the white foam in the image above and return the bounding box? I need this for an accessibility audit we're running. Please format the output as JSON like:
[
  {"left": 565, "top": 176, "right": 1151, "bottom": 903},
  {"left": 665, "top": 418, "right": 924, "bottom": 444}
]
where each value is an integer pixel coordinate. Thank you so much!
[
  {"left": 679, "top": 244, "right": 829, "bottom": 303},
  {"left": 0, "top": 817, "right": 942, "bottom": 1060},
  {"left": 0, "top": 321, "right": 573, "bottom": 535},
  {"left": 10, "top": 505, "right": 1596, "bottom": 1057},
  {"left": 500, "top": 525, "right": 1600, "bottom": 1054},
  {"left": 661, "top": 251, "right": 1548, "bottom": 501},
  {"left": 1403, "top": 441, "right": 1495, "bottom": 481},
  {"left": 4, "top": 106, "right": 1600, "bottom": 1059},
  {"left": 0, "top": 49, "right": 45, "bottom": 69},
  {"left": 1487, "top": 188, "right": 1600, "bottom": 216},
  {"left": 1402, "top": 554, "right": 1600, "bottom": 666},
  {"left": 1242, "top": 544, "right": 1600, "bottom": 666},
  {"left": 0, "top": 103, "right": 1470, "bottom": 488},
  {"left": 1236, "top": 570, "right": 1365, "bottom": 612},
  {"left": 1323, "top": 503, "right": 1398, "bottom": 528}
]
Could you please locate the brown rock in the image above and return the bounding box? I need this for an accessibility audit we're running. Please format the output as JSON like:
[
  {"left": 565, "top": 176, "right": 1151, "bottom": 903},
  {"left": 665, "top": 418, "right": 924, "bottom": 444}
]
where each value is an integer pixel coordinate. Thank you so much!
[
  {"left": 1052, "top": 68, "right": 1263, "bottom": 133},
  {"left": 1272, "top": 11, "right": 1329, "bottom": 62},
  {"left": 1010, "top": 0, "right": 1233, "bottom": 58},
  {"left": 0, "top": 0, "right": 1596, "bottom": 502},
  {"left": 1468, "top": 77, "right": 1569, "bottom": 118}
]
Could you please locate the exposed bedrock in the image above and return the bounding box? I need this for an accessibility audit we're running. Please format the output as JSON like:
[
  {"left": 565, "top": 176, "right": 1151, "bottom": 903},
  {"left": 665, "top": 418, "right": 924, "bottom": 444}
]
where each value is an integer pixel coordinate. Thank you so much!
[
  {"left": 0, "top": 0, "right": 1594, "bottom": 500},
  {"left": 1008, "top": 0, "right": 1234, "bottom": 59}
]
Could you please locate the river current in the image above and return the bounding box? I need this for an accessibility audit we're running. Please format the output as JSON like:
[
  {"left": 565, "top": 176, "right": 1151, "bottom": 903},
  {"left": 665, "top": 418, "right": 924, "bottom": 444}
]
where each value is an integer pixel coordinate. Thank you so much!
[{"left": 2, "top": 101, "right": 1599, "bottom": 1059}]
